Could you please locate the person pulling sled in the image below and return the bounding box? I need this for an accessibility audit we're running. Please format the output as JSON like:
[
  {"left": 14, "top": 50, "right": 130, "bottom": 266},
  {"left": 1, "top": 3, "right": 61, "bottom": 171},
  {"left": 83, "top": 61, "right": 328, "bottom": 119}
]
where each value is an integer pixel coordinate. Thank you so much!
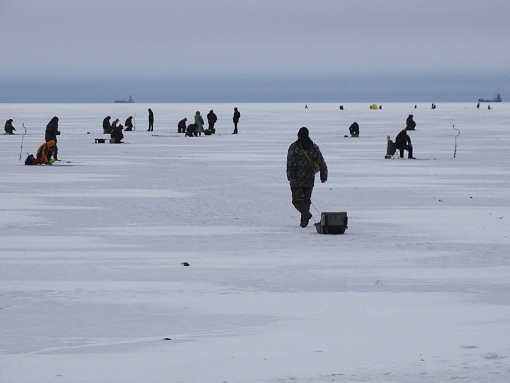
[{"left": 286, "top": 127, "right": 328, "bottom": 228}]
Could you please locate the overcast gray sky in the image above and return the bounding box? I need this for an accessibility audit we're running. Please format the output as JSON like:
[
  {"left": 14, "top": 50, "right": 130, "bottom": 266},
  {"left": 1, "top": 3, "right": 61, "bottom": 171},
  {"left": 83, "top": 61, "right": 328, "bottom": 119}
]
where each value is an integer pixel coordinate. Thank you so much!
[{"left": 1, "top": 0, "right": 509, "bottom": 102}]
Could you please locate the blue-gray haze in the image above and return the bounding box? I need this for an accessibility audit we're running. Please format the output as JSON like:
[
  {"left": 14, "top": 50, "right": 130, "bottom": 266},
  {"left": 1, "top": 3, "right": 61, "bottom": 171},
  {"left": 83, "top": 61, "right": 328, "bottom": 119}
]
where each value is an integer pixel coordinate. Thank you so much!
[{"left": 1, "top": 0, "right": 508, "bottom": 102}]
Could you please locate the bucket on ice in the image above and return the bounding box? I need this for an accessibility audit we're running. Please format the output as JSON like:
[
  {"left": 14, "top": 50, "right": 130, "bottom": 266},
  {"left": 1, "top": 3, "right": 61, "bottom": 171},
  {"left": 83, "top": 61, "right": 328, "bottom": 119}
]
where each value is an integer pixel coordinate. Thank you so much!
[{"left": 315, "top": 212, "right": 348, "bottom": 234}]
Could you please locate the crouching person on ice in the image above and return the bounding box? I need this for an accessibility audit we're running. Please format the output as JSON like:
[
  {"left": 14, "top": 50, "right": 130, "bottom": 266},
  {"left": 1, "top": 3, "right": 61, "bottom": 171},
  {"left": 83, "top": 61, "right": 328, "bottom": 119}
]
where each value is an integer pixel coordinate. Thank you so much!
[
  {"left": 110, "top": 124, "right": 124, "bottom": 143},
  {"left": 286, "top": 127, "right": 328, "bottom": 228},
  {"left": 36, "top": 140, "right": 56, "bottom": 165}
]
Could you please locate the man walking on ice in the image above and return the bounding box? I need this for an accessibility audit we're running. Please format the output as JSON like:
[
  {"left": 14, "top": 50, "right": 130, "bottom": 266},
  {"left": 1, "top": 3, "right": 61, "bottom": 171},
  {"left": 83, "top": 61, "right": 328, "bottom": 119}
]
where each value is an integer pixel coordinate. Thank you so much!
[{"left": 286, "top": 127, "right": 328, "bottom": 228}]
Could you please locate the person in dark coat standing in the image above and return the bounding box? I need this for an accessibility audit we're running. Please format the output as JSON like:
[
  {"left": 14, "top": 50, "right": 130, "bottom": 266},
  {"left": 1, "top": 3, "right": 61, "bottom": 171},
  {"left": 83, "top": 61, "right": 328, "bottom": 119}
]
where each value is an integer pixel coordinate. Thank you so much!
[
  {"left": 405, "top": 114, "right": 416, "bottom": 130},
  {"left": 395, "top": 129, "right": 414, "bottom": 159},
  {"left": 148, "top": 108, "right": 154, "bottom": 131},
  {"left": 194, "top": 111, "right": 205, "bottom": 136},
  {"left": 4, "top": 119, "right": 15, "bottom": 134},
  {"left": 45, "top": 116, "right": 60, "bottom": 160},
  {"left": 286, "top": 127, "right": 328, "bottom": 228},
  {"left": 207, "top": 110, "right": 217, "bottom": 133},
  {"left": 232, "top": 107, "right": 240, "bottom": 134},
  {"left": 103, "top": 116, "right": 112, "bottom": 134}
]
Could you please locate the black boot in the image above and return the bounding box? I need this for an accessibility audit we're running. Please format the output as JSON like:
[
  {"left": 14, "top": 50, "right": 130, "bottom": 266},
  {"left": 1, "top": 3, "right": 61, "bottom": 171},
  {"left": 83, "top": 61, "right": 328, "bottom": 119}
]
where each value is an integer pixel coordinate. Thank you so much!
[{"left": 300, "top": 212, "right": 312, "bottom": 228}]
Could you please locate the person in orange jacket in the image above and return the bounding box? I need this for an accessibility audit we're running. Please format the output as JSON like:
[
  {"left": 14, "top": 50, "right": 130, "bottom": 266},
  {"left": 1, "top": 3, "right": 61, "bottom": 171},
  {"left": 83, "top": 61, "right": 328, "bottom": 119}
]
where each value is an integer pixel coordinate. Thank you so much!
[{"left": 36, "top": 140, "right": 56, "bottom": 164}]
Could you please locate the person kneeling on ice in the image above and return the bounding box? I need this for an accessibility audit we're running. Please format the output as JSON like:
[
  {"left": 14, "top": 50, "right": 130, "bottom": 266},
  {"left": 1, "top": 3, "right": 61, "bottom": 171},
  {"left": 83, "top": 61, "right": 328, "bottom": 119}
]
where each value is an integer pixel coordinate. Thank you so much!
[
  {"left": 286, "top": 127, "right": 328, "bottom": 228},
  {"left": 348, "top": 122, "right": 359, "bottom": 137},
  {"left": 36, "top": 140, "right": 56, "bottom": 165},
  {"left": 395, "top": 128, "right": 415, "bottom": 159},
  {"left": 178, "top": 118, "right": 187, "bottom": 133},
  {"left": 185, "top": 123, "right": 198, "bottom": 137},
  {"left": 124, "top": 116, "right": 133, "bottom": 131},
  {"left": 111, "top": 124, "right": 124, "bottom": 143},
  {"left": 103, "top": 116, "right": 112, "bottom": 134},
  {"left": 4, "top": 119, "right": 15, "bottom": 134}
]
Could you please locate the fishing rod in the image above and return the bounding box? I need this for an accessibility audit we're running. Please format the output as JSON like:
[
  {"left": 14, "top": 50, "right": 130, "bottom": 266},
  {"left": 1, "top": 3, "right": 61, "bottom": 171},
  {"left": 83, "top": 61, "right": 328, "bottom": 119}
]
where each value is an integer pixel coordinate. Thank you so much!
[
  {"left": 19, "top": 123, "right": 27, "bottom": 160},
  {"left": 453, "top": 124, "right": 460, "bottom": 158}
]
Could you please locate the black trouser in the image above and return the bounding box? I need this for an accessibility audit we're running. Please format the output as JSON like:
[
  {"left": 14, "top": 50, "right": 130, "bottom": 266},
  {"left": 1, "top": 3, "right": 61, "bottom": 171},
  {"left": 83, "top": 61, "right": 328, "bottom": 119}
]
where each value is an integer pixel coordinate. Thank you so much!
[
  {"left": 291, "top": 186, "right": 313, "bottom": 215},
  {"left": 398, "top": 144, "right": 413, "bottom": 158},
  {"left": 233, "top": 122, "right": 238, "bottom": 134}
]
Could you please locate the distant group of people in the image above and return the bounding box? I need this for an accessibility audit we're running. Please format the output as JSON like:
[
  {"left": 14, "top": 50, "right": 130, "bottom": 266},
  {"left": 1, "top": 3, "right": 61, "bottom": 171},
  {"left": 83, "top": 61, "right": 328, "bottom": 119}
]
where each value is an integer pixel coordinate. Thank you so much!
[
  {"left": 179, "top": 107, "right": 241, "bottom": 137},
  {"left": 102, "top": 116, "right": 128, "bottom": 143},
  {"left": 346, "top": 113, "right": 415, "bottom": 139},
  {"left": 23, "top": 106, "right": 241, "bottom": 165},
  {"left": 101, "top": 108, "right": 154, "bottom": 143},
  {"left": 180, "top": 109, "right": 216, "bottom": 137},
  {"left": 98, "top": 107, "right": 241, "bottom": 140},
  {"left": 344, "top": 114, "right": 416, "bottom": 159},
  {"left": 477, "top": 102, "right": 492, "bottom": 110}
]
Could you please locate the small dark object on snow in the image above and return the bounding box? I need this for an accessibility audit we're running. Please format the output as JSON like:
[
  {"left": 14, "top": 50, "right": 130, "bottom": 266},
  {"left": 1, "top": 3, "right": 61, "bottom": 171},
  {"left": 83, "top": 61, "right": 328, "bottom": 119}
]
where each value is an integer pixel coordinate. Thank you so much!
[
  {"left": 163, "top": 337, "right": 172, "bottom": 341},
  {"left": 315, "top": 212, "right": 348, "bottom": 234},
  {"left": 25, "top": 154, "right": 38, "bottom": 165},
  {"left": 181, "top": 262, "right": 190, "bottom": 266}
]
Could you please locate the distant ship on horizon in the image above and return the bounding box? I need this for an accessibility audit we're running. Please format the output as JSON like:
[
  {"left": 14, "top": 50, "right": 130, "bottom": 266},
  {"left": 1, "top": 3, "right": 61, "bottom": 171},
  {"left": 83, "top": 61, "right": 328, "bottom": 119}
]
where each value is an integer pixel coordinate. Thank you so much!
[
  {"left": 478, "top": 93, "right": 501, "bottom": 103},
  {"left": 115, "top": 95, "right": 134, "bottom": 103}
]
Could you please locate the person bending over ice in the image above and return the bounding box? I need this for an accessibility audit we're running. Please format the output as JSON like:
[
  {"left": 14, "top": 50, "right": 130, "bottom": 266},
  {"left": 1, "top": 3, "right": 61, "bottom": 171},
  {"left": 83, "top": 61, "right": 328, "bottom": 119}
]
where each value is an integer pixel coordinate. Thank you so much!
[
  {"left": 4, "top": 119, "right": 15, "bottom": 134},
  {"left": 36, "top": 140, "right": 56, "bottom": 165},
  {"left": 395, "top": 129, "right": 415, "bottom": 159}
]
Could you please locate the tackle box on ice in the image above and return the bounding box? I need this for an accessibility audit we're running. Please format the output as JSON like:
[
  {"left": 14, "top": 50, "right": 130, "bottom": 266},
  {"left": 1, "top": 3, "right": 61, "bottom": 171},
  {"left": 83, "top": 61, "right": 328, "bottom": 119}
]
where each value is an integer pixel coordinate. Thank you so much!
[{"left": 315, "top": 212, "right": 348, "bottom": 234}]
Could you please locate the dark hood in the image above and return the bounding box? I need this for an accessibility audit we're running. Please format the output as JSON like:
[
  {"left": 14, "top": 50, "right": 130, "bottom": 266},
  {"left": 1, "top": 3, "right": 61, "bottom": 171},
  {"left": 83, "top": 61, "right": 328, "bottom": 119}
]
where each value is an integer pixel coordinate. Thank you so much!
[{"left": 297, "top": 136, "right": 313, "bottom": 150}]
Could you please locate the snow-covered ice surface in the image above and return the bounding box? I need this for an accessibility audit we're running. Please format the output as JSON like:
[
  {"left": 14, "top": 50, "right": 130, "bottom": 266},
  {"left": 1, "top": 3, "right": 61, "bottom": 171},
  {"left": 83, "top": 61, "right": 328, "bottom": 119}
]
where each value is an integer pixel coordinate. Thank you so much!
[{"left": 1, "top": 102, "right": 509, "bottom": 382}]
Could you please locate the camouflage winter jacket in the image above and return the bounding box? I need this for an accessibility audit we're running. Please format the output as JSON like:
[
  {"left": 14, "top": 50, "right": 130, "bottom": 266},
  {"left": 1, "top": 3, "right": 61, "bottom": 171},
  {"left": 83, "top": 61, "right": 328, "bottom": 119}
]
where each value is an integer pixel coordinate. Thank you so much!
[{"left": 286, "top": 138, "right": 328, "bottom": 188}]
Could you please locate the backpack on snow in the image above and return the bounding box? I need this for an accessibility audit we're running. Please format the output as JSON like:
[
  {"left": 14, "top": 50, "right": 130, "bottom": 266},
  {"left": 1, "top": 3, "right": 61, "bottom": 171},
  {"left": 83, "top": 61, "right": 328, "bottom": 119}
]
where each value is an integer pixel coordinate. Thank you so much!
[{"left": 25, "top": 154, "right": 38, "bottom": 165}]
